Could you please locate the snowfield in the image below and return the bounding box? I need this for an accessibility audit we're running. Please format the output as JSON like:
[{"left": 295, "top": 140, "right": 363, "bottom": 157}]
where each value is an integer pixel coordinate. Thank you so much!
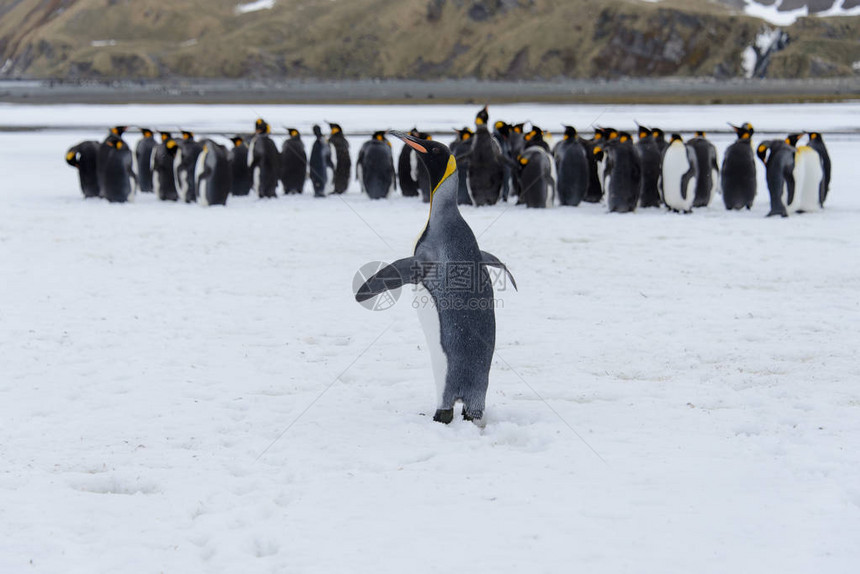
[{"left": 1, "top": 102, "right": 859, "bottom": 573}]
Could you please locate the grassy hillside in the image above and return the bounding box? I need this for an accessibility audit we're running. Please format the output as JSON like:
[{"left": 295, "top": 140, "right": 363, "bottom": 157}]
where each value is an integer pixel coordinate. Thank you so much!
[{"left": 1, "top": 0, "right": 858, "bottom": 80}]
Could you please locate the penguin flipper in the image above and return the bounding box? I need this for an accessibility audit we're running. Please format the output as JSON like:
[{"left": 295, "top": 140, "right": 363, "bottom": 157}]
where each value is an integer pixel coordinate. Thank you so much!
[
  {"left": 480, "top": 251, "right": 517, "bottom": 291},
  {"left": 355, "top": 257, "right": 424, "bottom": 303}
]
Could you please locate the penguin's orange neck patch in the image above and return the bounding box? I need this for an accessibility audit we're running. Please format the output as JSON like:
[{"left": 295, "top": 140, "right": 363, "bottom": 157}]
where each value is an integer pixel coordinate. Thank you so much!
[{"left": 402, "top": 139, "right": 427, "bottom": 154}]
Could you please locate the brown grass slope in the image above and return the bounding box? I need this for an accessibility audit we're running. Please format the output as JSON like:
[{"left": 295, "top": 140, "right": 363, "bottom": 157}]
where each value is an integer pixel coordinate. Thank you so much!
[{"left": 1, "top": 0, "right": 858, "bottom": 80}]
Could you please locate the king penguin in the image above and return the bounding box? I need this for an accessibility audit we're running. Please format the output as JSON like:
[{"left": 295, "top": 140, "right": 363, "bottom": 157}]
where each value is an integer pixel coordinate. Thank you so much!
[
  {"left": 195, "top": 139, "right": 231, "bottom": 206},
  {"left": 553, "top": 125, "right": 589, "bottom": 206},
  {"left": 785, "top": 133, "right": 823, "bottom": 213},
  {"left": 309, "top": 125, "right": 332, "bottom": 197},
  {"left": 721, "top": 123, "right": 757, "bottom": 210},
  {"left": 355, "top": 131, "right": 517, "bottom": 424},
  {"left": 516, "top": 126, "right": 555, "bottom": 208},
  {"left": 328, "top": 122, "right": 352, "bottom": 194},
  {"left": 756, "top": 139, "right": 796, "bottom": 217},
  {"left": 248, "top": 119, "right": 280, "bottom": 198},
  {"left": 806, "top": 131, "right": 831, "bottom": 206},
  {"left": 398, "top": 127, "right": 422, "bottom": 198},
  {"left": 228, "top": 136, "right": 253, "bottom": 196},
  {"left": 449, "top": 127, "right": 474, "bottom": 205},
  {"left": 356, "top": 131, "right": 396, "bottom": 199},
  {"left": 635, "top": 125, "right": 662, "bottom": 208},
  {"left": 661, "top": 134, "right": 698, "bottom": 213},
  {"left": 135, "top": 128, "right": 157, "bottom": 193},
  {"left": 280, "top": 128, "right": 307, "bottom": 194},
  {"left": 98, "top": 134, "right": 137, "bottom": 203},
  {"left": 152, "top": 132, "right": 179, "bottom": 201},
  {"left": 175, "top": 130, "right": 204, "bottom": 203},
  {"left": 65, "top": 140, "right": 101, "bottom": 198},
  {"left": 595, "top": 131, "right": 640, "bottom": 213},
  {"left": 687, "top": 131, "right": 719, "bottom": 208},
  {"left": 461, "top": 105, "right": 506, "bottom": 206}
]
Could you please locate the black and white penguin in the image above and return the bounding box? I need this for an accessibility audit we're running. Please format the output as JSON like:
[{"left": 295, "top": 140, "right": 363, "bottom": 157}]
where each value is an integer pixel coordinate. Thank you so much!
[
  {"left": 355, "top": 130, "right": 517, "bottom": 424},
  {"left": 328, "top": 122, "right": 351, "bottom": 194},
  {"left": 806, "top": 132, "right": 831, "bottom": 206},
  {"left": 582, "top": 130, "right": 605, "bottom": 204},
  {"left": 135, "top": 128, "right": 157, "bottom": 193},
  {"left": 280, "top": 128, "right": 307, "bottom": 194},
  {"left": 195, "top": 139, "right": 231, "bottom": 206},
  {"left": 98, "top": 134, "right": 137, "bottom": 203},
  {"left": 721, "top": 123, "right": 757, "bottom": 210},
  {"left": 228, "top": 136, "right": 253, "bottom": 196},
  {"left": 152, "top": 132, "right": 180, "bottom": 202},
  {"left": 756, "top": 139, "right": 796, "bottom": 218},
  {"left": 309, "top": 124, "right": 332, "bottom": 197},
  {"left": 785, "top": 133, "right": 823, "bottom": 213},
  {"left": 516, "top": 128, "right": 555, "bottom": 208},
  {"left": 65, "top": 140, "right": 101, "bottom": 198},
  {"left": 248, "top": 119, "right": 280, "bottom": 198},
  {"left": 461, "top": 106, "right": 506, "bottom": 206},
  {"left": 661, "top": 133, "right": 698, "bottom": 213},
  {"left": 175, "top": 130, "right": 204, "bottom": 203},
  {"left": 398, "top": 127, "right": 422, "bottom": 198},
  {"left": 635, "top": 125, "right": 662, "bottom": 208},
  {"left": 687, "top": 131, "right": 719, "bottom": 208},
  {"left": 553, "top": 125, "right": 589, "bottom": 207},
  {"left": 596, "top": 131, "right": 640, "bottom": 213},
  {"left": 449, "top": 127, "right": 474, "bottom": 206},
  {"left": 356, "top": 131, "right": 396, "bottom": 200},
  {"left": 651, "top": 127, "right": 668, "bottom": 155},
  {"left": 493, "top": 120, "right": 514, "bottom": 201}
]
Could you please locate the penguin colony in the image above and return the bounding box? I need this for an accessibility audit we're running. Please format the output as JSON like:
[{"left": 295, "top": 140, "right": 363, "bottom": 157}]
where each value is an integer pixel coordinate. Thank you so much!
[{"left": 66, "top": 108, "right": 832, "bottom": 216}]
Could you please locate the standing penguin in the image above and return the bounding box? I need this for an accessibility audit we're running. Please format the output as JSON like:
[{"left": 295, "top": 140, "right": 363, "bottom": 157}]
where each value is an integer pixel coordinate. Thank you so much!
[
  {"left": 228, "top": 136, "right": 253, "bottom": 196},
  {"left": 152, "top": 132, "right": 179, "bottom": 201},
  {"left": 553, "top": 126, "right": 589, "bottom": 207},
  {"left": 493, "top": 120, "right": 513, "bottom": 201},
  {"left": 65, "top": 140, "right": 101, "bottom": 198},
  {"left": 635, "top": 126, "right": 662, "bottom": 208},
  {"left": 135, "top": 128, "right": 157, "bottom": 193},
  {"left": 309, "top": 124, "right": 333, "bottom": 197},
  {"left": 805, "top": 132, "right": 831, "bottom": 206},
  {"left": 280, "top": 128, "right": 307, "bottom": 194},
  {"left": 195, "top": 139, "right": 231, "bottom": 206},
  {"left": 582, "top": 130, "right": 605, "bottom": 204},
  {"left": 356, "top": 131, "right": 396, "bottom": 200},
  {"left": 462, "top": 106, "right": 506, "bottom": 206},
  {"left": 175, "top": 131, "right": 204, "bottom": 203},
  {"left": 785, "top": 133, "right": 823, "bottom": 213},
  {"left": 516, "top": 129, "right": 555, "bottom": 208},
  {"left": 98, "top": 134, "right": 137, "bottom": 203},
  {"left": 398, "top": 127, "right": 422, "bottom": 198},
  {"left": 721, "top": 123, "right": 757, "bottom": 210},
  {"left": 328, "top": 122, "right": 351, "bottom": 194},
  {"left": 756, "top": 139, "right": 796, "bottom": 218},
  {"left": 248, "top": 118, "right": 280, "bottom": 198},
  {"left": 449, "top": 127, "right": 474, "bottom": 206},
  {"left": 355, "top": 130, "right": 517, "bottom": 424},
  {"left": 596, "top": 132, "right": 640, "bottom": 213},
  {"left": 687, "top": 131, "right": 719, "bottom": 208},
  {"left": 651, "top": 127, "right": 669, "bottom": 155},
  {"left": 661, "top": 134, "right": 698, "bottom": 213}
]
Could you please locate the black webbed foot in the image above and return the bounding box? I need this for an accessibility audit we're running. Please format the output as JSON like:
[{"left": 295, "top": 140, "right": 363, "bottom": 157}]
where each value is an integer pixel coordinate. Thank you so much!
[{"left": 433, "top": 408, "right": 454, "bottom": 424}]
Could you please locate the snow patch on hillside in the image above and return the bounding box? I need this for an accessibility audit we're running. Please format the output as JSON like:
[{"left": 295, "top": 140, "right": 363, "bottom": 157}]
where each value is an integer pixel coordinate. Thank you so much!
[{"left": 235, "top": 0, "right": 276, "bottom": 15}]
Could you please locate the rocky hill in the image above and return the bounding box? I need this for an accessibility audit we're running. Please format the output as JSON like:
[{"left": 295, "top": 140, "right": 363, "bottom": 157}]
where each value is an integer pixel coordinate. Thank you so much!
[{"left": 1, "top": 0, "right": 859, "bottom": 81}]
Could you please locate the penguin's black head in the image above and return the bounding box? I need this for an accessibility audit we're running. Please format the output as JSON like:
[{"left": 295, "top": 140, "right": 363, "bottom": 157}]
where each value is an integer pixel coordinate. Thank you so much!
[
  {"left": 670, "top": 133, "right": 683, "bottom": 143},
  {"left": 105, "top": 134, "right": 124, "bottom": 149},
  {"left": 618, "top": 132, "right": 633, "bottom": 144},
  {"left": 328, "top": 122, "right": 343, "bottom": 135},
  {"left": 808, "top": 131, "right": 823, "bottom": 142},
  {"left": 494, "top": 121, "right": 510, "bottom": 137},
  {"left": 110, "top": 126, "right": 127, "bottom": 137},
  {"left": 756, "top": 142, "right": 770, "bottom": 163},
  {"left": 475, "top": 106, "right": 489, "bottom": 127},
  {"left": 255, "top": 118, "right": 270, "bottom": 134},
  {"left": 456, "top": 127, "right": 473, "bottom": 141},
  {"left": 160, "top": 131, "right": 172, "bottom": 142},
  {"left": 417, "top": 132, "right": 432, "bottom": 141},
  {"left": 390, "top": 130, "right": 455, "bottom": 196},
  {"left": 730, "top": 123, "right": 754, "bottom": 140},
  {"left": 141, "top": 128, "right": 153, "bottom": 138},
  {"left": 65, "top": 149, "right": 78, "bottom": 167},
  {"left": 230, "top": 136, "right": 244, "bottom": 147},
  {"left": 695, "top": 130, "right": 706, "bottom": 138},
  {"left": 785, "top": 133, "right": 802, "bottom": 147},
  {"left": 312, "top": 125, "right": 322, "bottom": 137},
  {"left": 637, "top": 126, "right": 650, "bottom": 140},
  {"left": 512, "top": 123, "right": 525, "bottom": 134},
  {"left": 181, "top": 130, "right": 194, "bottom": 141},
  {"left": 651, "top": 128, "right": 665, "bottom": 141},
  {"left": 372, "top": 131, "right": 387, "bottom": 142},
  {"left": 165, "top": 138, "right": 178, "bottom": 156},
  {"left": 562, "top": 125, "right": 578, "bottom": 140},
  {"left": 288, "top": 128, "right": 300, "bottom": 138}
]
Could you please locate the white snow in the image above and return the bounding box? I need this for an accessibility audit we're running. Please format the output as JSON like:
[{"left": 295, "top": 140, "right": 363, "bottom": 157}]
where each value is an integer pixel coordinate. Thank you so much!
[
  {"left": 234, "top": 0, "right": 276, "bottom": 15},
  {"left": 1, "top": 102, "right": 860, "bottom": 573},
  {"left": 90, "top": 40, "right": 118, "bottom": 48},
  {"left": 744, "top": 0, "right": 860, "bottom": 25},
  {"left": 741, "top": 46, "right": 758, "bottom": 78}
]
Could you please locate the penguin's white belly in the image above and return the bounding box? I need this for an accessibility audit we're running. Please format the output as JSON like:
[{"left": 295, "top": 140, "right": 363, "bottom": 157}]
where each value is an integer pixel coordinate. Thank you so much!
[
  {"left": 413, "top": 284, "right": 447, "bottom": 408},
  {"left": 793, "top": 146, "right": 823, "bottom": 213},
  {"left": 662, "top": 148, "right": 693, "bottom": 211}
]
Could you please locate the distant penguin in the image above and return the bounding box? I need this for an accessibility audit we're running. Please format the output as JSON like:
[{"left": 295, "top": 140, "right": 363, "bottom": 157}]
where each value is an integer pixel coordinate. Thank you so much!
[
  {"left": 248, "top": 119, "right": 280, "bottom": 198},
  {"left": 309, "top": 124, "right": 333, "bottom": 197},
  {"left": 449, "top": 127, "right": 474, "bottom": 205},
  {"left": 661, "top": 134, "right": 698, "bottom": 213},
  {"left": 582, "top": 130, "right": 605, "bottom": 204},
  {"left": 553, "top": 125, "right": 589, "bottom": 206},
  {"left": 635, "top": 126, "right": 662, "bottom": 208},
  {"left": 756, "top": 139, "right": 796, "bottom": 218},
  {"left": 516, "top": 130, "right": 555, "bottom": 208},
  {"left": 806, "top": 131, "right": 831, "bottom": 205},
  {"left": 98, "top": 134, "right": 137, "bottom": 203},
  {"left": 462, "top": 106, "right": 506, "bottom": 206},
  {"left": 785, "top": 133, "right": 823, "bottom": 213},
  {"left": 493, "top": 120, "right": 513, "bottom": 201},
  {"left": 721, "top": 123, "right": 757, "bottom": 210},
  {"left": 687, "top": 131, "right": 719, "bottom": 208},
  {"left": 280, "top": 128, "right": 307, "bottom": 194},
  {"left": 355, "top": 130, "right": 517, "bottom": 424},
  {"left": 152, "top": 132, "right": 180, "bottom": 201},
  {"left": 596, "top": 131, "right": 640, "bottom": 213},
  {"left": 356, "top": 131, "right": 396, "bottom": 200},
  {"left": 594, "top": 127, "right": 619, "bottom": 194},
  {"left": 651, "top": 127, "right": 668, "bottom": 155},
  {"left": 175, "top": 131, "right": 204, "bottom": 203},
  {"left": 194, "top": 139, "right": 231, "bottom": 206},
  {"left": 228, "top": 136, "right": 253, "bottom": 196},
  {"left": 135, "top": 128, "right": 157, "bottom": 193},
  {"left": 65, "top": 140, "right": 101, "bottom": 198},
  {"left": 398, "top": 127, "right": 422, "bottom": 198},
  {"left": 328, "top": 122, "right": 351, "bottom": 194}
]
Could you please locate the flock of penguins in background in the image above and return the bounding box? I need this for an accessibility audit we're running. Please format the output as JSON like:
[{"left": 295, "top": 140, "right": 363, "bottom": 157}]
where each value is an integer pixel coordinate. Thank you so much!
[{"left": 65, "top": 105, "right": 832, "bottom": 217}]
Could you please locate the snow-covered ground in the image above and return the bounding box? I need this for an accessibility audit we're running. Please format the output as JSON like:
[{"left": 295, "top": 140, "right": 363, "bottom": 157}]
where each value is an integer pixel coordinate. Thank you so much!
[{"left": 1, "top": 102, "right": 860, "bottom": 573}]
